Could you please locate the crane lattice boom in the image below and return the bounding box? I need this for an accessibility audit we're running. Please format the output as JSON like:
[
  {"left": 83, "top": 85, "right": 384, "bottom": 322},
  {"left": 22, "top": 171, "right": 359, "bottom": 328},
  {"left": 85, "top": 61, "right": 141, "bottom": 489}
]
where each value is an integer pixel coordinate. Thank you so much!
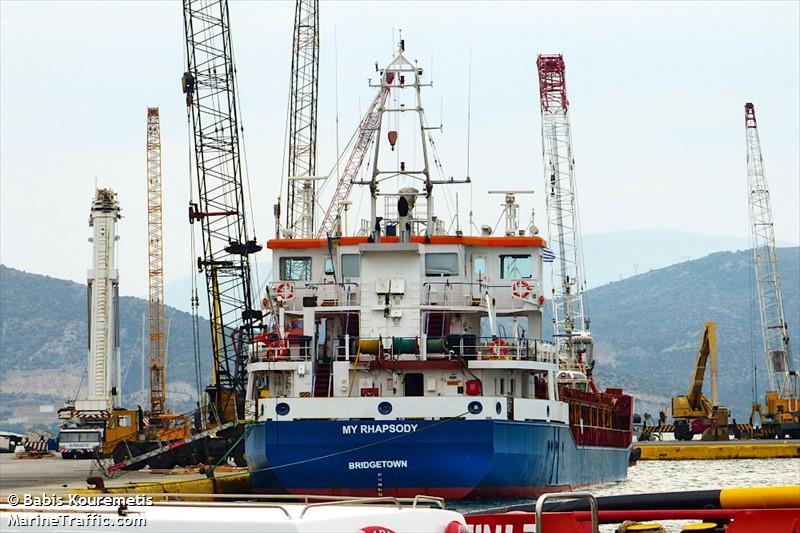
[
  {"left": 536, "top": 55, "right": 588, "bottom": 352},
  {"left": 146, "top": 107, "right": 167, "bottom": 417},
  {"left": 286, "top": 0, "right": 319, "bottom": 238},
  {"left": 182, "top": 0, "right": 261, "bottom": 420},
  {"left": 317, "top": 86, "right": 390, "bottom": 237},
  {"left": 745, "top": 102, "right": 794, "bottom": 397}
]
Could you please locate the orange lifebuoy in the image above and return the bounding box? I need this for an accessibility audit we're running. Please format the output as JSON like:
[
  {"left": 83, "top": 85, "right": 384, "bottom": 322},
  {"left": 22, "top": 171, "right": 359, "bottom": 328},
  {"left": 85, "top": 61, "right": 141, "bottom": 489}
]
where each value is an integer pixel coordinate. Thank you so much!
[
  {"left": 489, "top": 338, "right": 510, "bottom": 356},
  {"left": 275, "top": 282, "right": 295, "bottom": 302},
  {"left": 512, "top": 280, "right": 532, "bottom": 299},
  {"left": 268, "top": 340, "right": 289, "bottom": 360}
]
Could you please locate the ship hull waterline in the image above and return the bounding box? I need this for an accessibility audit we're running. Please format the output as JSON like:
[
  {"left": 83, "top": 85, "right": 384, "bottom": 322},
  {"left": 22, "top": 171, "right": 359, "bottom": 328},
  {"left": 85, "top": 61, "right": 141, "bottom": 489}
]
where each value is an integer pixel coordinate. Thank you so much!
[{"left": 245, "top": 418, "right": 630, "bottom": 499}]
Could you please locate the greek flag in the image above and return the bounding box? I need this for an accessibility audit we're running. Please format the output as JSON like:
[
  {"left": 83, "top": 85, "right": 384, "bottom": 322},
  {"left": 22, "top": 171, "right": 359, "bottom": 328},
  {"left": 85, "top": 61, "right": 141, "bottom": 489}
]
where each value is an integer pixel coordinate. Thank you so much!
[{"left": 542, "top": 247, "right": 556, "bottom": 263}]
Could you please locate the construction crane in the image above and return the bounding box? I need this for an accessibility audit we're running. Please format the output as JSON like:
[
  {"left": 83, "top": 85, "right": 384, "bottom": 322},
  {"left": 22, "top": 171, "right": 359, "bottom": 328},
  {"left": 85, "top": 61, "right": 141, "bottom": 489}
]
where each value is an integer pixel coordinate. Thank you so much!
[
  {"left": 285, "top": 0, "right": 320, "bottom": 238},
  {"left": 317, "top": 84, "right": 391, "bottom": 238},
  {"left": 671, "top": 321, "right": 730, "bottom": 441},
  {"left": 85, "top": 188, "right": 123, "bottom": 412},
  {"left": 745, "top": 102, "right": 800, "bottom": 438},
  {"left": 146, "top": 107, "right": 167, "bottom": 418},
  {"left": 316, "top": 86, "right": 390, "bottom": 238},
  {"left": 182, "top": 0, "right": 261, "bottom": 433},
  {"left": 536, "top": 54, "right": 592, "bottom": 374},
  {"left": 57, "top": 189, "right": 123, "bottom": 458}
]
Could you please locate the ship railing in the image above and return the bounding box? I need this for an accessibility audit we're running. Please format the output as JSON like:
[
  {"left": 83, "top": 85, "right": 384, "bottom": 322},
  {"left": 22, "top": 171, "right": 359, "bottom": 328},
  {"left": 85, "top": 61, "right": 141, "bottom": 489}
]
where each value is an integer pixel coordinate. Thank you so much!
[
  {"left": 268, "top": 281, "right": 360, "bottom": 311},
  {"left": 45, "top": 492, "right": 446, "bottom": 510},
  {"left": 422, "top": 280, "right": 542, "bottom": 310},
  {"left": 331, "top": 335, "right": 558, "bottom": 364},
  {"left": 250, "top": 337, "right": 314, "bottom": 363}
]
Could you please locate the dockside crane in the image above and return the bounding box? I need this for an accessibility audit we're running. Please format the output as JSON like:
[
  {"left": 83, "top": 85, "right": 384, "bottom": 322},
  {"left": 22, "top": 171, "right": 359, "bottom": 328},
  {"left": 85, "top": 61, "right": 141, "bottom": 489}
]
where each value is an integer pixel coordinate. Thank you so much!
[
  {"left": 745, "top": 102, "right": 800, "bottom": 437},
  {"left": 182, "top": 0, "right": 261, "bottom": 434},
  {"left": 285, "top": 0, "right": 320, "bottom": 238},
  {"left": 146, "top": 107, "right": 167, "bottom": 418},
  {"left": 536, "top": 55, "right": 593, "bottom": 377}
]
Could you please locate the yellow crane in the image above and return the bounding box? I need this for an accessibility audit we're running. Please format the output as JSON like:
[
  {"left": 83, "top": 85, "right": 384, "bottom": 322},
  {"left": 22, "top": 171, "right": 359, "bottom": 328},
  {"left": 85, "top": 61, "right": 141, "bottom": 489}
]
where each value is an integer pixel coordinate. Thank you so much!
[
  {"left": 146, "top": 107, "right": 167, "bottom": 418},
  {"left": 671, "top": 321, "right": 730, "bottom": 441}
]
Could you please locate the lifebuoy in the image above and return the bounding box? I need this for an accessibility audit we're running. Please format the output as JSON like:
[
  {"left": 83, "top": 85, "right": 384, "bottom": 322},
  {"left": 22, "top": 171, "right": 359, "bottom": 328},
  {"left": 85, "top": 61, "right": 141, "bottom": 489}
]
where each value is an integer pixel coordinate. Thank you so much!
[
  {"left": 275, "top": 282, "right": 295, "bottom": 302},
  {"left": 512, "top": 280, "right": 532, "bottom": 299},
  {"left": 268, "top": 340, "right": 289, "bottom": 360},
  {"left": 489, "top": 338, "right": 509, "bottom": 356},
  {"left": 261, "top": 297, "right": 269, "bottom": 309}
]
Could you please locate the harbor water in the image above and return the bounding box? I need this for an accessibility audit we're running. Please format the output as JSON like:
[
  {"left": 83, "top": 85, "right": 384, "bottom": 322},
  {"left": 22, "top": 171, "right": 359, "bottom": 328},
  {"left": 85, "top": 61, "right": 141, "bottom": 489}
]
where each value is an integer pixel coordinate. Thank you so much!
[{"left": 450, "top": 457, "right": 800, "bottom": 512}]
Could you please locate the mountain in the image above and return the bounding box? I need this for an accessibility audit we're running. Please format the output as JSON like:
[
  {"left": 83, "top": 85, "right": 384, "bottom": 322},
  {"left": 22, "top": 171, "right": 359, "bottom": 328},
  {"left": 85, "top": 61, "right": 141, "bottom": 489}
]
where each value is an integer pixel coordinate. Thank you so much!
[
  {"left": 1, "top": 246, "right": 797, "bottom": 432},
  {"left": 581, "top": 228, "right": 795, "bottom": 288},
  {"left": 584, "top": 247, "right": 799, "bottom": 419},
  {"left": 0, "top": 265, "right": 211, "bottom": 433}
]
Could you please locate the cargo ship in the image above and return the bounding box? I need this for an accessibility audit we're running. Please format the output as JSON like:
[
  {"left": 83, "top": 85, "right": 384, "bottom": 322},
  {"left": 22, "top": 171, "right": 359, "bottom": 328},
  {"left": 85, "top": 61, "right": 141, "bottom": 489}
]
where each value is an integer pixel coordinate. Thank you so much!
[{"left": 244, "top": 47, "right": 633, "bottom": 499}]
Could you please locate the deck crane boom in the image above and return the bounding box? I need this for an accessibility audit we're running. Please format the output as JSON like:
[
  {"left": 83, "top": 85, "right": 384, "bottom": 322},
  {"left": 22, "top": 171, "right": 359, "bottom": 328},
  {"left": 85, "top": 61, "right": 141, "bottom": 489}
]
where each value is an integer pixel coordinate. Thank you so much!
[
  {"left": 317, "top": 85, "right": 391, "bottom": 237},
  {"left": 146, "top": 107, "right": 167, "bottom": 417},
  {"left": 285, "top": 0, "right": 320, "bottom": 238},
  {"left": 536, "top": 54, "right": 590, "bottom": 371},
  {"left": 745, "top": 102, "right": 796, "bottom": 398},
  {"left": 182, "top": 0, "right": 261, "bottom": 425}
]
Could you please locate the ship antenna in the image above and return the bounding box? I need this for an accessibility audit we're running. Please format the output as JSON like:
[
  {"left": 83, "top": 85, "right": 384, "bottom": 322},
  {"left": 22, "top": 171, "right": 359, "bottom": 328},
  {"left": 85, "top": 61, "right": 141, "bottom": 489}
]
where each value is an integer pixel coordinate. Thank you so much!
[{"left": 467, "top": 50, "right": 477, "bottom": 233}]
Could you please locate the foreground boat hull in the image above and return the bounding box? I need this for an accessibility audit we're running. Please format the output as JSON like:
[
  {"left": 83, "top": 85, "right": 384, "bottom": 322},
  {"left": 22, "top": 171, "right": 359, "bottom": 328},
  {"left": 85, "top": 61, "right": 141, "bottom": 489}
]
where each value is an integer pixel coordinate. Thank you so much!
[{"left": 245, "top": 419, "right": 629, "bottom": 499}]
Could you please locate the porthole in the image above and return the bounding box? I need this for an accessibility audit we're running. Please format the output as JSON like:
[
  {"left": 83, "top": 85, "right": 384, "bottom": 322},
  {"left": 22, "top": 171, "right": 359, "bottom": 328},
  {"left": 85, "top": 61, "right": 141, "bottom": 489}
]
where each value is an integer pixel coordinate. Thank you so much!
[
  {"left": 378, "top": 401, "right": 393, "bottom": 415},
  {"left": 495, "top": 401, "right": 502, "bottom": 415},
  {"left": 276, "top": 402, "right": 290, "bottom": 416},
  {"left": 468, "top": 401, "right": 483, "bottom": 415}
]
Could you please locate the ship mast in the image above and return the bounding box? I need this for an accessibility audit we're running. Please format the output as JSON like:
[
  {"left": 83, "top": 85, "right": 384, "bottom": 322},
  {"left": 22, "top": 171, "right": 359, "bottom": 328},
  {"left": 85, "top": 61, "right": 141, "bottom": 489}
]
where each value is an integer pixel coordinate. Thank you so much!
[
  {"left": 745, "top": 102, "right": 796, "bottom": 399},
  {"left": 536, "top": 54, "right": 589, "bottom": 369},
  {"left": 353, "top": 40, "right": 467, "bottom": 240},
  {"left": 285, "top": 0, "right": 320, "bottom": 238}
]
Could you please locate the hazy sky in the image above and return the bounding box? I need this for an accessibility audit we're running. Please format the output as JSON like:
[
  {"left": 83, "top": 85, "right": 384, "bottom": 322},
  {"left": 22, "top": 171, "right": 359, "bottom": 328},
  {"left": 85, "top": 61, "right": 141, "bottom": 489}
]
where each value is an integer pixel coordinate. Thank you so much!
[{"left": 2, "top": 1, "right": 798, "bottom": 300}]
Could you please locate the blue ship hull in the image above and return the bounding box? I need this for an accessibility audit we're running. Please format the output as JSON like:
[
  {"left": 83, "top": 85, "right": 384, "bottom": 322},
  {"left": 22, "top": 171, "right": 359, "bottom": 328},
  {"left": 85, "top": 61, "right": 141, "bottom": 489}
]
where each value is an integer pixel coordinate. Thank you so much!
[{"left": 245, "top": 419, "right": 629, "bottom": 499}]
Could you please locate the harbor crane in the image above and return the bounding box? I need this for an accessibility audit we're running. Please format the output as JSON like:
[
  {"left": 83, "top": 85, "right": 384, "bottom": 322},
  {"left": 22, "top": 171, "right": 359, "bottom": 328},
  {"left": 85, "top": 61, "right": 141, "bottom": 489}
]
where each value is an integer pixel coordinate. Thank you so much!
[
  {"left": 181, "top": 0, "right": 260, "bottom": 464},
  {"left": 146, "top": 107, "right": 167, "bottom": 418},
  {"left": 536, "top": 55, "right": 593, "bottom": 379},
  {"left": 285, "top": 0, "right": 320, "bottom": 238},
  {"left": 57, "top": 189, "right": 123, "bottom": 458},
  {"left": 745, "top": 102, "right": 800, "bottom": 437}
]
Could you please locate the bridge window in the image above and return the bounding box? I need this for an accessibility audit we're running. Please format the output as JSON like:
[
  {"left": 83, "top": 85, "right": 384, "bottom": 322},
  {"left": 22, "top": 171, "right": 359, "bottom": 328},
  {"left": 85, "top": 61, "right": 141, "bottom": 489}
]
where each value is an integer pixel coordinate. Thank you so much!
[
  {"left": 473, "top": 255, "right": 486, "bottom": 278},
  {"left": 425, "top": 253, "right": 458, "bottom": 276},
  {"left": 341, "top": 254, "right": 360, "bottom": 278},
  {"left": 280, "top": 257, "right": 312, "bottom": 281},
  {"left": 500, "top": 254, "right": 532, "bottom": 279}
]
